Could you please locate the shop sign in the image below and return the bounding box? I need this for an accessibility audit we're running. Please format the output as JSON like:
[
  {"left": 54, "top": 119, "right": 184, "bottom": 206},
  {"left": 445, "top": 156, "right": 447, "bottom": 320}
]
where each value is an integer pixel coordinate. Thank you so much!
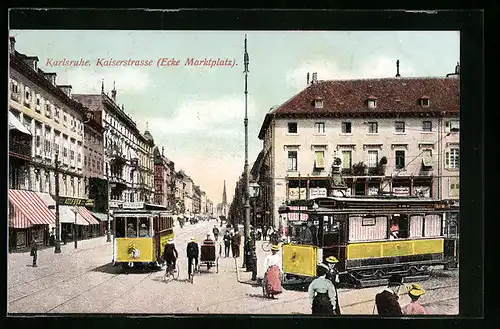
[
  {"left": 368, "top": 186, "right": 380, "bottom": 196},
  {"left": 392, "top": 187, "right": 410, "bottom": 196},
  {"left": 414, "top": 186, "right": 430, "bottom": 197},
  {"left": 59, "top": 197, "right": 93, "bottom": 206},
  {"left": 109, "top": 200, "right": 123, "bottom": 208},
  {"left": 123, "top": 202, "right": 144, "bottom": 209},
  {"left": 309, "top": 188, "right": 327, "bottom": 199},
  {"left": 289, "top": 188, "right": 307, "bottom": 200}
]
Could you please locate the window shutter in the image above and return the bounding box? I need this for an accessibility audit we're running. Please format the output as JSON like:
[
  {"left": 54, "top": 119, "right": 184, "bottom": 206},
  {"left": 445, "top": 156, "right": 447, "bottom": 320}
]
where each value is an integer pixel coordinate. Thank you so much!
[
  {"left": 445, "top": 121, "right": 450, "bottom": 132},
  {"left": 445, "top": 151, "right": 450, "bottom": 168}
]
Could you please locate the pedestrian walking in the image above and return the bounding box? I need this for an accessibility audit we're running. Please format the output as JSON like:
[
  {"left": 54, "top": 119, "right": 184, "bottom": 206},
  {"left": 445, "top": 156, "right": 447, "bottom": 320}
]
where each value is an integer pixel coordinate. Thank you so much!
[
  {"left": 374, "top": 274, "right": 404, "bottom": 316},
  {"left": 402, "top": 284, "right": 429, "bottom": 315},
  {"left": 308, "top": 263, "right": 337, "bottom": 315},
  {"left": 30, "top": 236, "right": 38, "bottom": 267},
  {"left": 223, "top": 231, "right": 231, "bottom": 257},
  {"left": 325, "top": 256, "right": 342, "bottom": 315},
  {"left": 262, "top": 245, "right": 283, "bottom": 299},
  {"left": 232, "top": 230, "right": 241, "bottom": 258},
  {"left": 62, "top": 229, "right": 68, "bottom": 245},
  {"left": 186, "top": 237, "right": 199, "bottom": 278},
  {"left": 262, "top": 225, "right": 268, "bottom": 241}
]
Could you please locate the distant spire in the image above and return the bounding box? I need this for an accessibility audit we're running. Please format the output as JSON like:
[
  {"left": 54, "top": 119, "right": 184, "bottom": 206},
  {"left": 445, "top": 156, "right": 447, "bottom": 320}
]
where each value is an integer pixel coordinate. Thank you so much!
[
  {"left": 101, "top": 79, "right": 104, "bottom": 93},
  {"left": 396, "top": 59, "right": 401, "bottom": 77},
  {"left": 222, "top": 180, "right": 227, "bottom": 205},
  {"left": 146, "top": 122, "right": 149, "bottom": 131}
]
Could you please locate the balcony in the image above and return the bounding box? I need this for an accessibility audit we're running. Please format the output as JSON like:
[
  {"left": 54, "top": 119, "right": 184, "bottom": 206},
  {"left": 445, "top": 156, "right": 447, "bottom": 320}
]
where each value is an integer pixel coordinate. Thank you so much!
[
  {"left": 109, "top": 175, "right": 127, "bottom": 189},
  {"left": 10, "top": 92, "right": 20, "bottom": 103},
  {"left": 9, "top": 140, "right": 31, "bottom": 161}
]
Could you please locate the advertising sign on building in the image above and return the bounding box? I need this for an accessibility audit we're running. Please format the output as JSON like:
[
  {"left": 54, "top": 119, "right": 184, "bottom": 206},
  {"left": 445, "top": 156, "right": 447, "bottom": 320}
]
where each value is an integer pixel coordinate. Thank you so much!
[
  {"left": 289, "top": 188, "right": 307, "bottom": 200},
  {"left": 123, "top": 202, "right": 144, "bottom": 209},
  {"left": 368, "top": 186, "right": 380, "bottom": 196},
  {"left": 58, "top": 197, "right": 94, "bottom": 206},
  {"left": 309, "top": 188, "right": 327, "bottom": 199},
  {"left": 414, "top": 186, "right": 431, "bottom": 197},
  {"left": 109, "top": 200, "right": 123, "bottom": 208},
  {"left": 392, "top": 187, "right": 410, "bottom": 196}
]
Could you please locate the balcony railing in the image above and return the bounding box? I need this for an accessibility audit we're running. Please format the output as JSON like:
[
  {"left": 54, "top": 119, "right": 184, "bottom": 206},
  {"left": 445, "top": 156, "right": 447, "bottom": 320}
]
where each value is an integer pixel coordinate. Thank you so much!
[
  {"left": 9, "top": 140, "right": 31, "bottom": 160},
  {"left": 10, "top": 92, "right": 20, "bottom": 102}
]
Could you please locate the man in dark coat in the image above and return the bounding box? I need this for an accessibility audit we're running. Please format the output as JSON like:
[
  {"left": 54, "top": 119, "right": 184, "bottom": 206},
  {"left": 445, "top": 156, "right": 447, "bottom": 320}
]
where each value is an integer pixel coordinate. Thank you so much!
[
  {"left": 223, "top": 231, "right": 231, "bottom": 257},
  {"left": 375, "top": 274, "right": 404, "bottom": 316},
  {"left": 232, "top": 230, "right": 241, "bottom": 258},
  {"left": 163, "top": 239, "right": 178, "bottom": 270},
  {"left": 186, "top": 237, "right": 199, "bottom": 277},
  {"left": 30, "top": 236, "right": 38, "bottom": 267}
]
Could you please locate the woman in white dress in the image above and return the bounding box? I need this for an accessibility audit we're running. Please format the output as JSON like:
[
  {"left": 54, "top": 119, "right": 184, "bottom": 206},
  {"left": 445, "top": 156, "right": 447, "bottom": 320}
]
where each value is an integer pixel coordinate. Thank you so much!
[{"left": 262, "top": 245, "right": 283, "bottom": 298}]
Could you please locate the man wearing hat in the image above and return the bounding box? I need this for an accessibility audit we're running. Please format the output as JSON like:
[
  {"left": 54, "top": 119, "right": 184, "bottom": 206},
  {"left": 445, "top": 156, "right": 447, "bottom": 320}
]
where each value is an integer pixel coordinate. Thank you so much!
[
  {"left": 163, "top": 238, "right": 178, "bottom": 271},
  {"left": 186, "top": 237, "right": 199, "bottom": 278},
  {"left": 308, "top": 263, "right": 338, "bottom": 315},
  {"left": 325, "top": 256, "right": 341, "bottom": 315},
  {"left": 402, "top": 284, "right": 429, "bottom": 315},
  {"left": 375, "top": 274, "right": 404, "bottom": 316}
]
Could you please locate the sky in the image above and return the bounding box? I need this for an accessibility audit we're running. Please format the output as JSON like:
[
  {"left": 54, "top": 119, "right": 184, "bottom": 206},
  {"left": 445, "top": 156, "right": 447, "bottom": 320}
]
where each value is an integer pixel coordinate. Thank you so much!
[{"left": 9, "top": 30, "right": 460, "bottom": 204}]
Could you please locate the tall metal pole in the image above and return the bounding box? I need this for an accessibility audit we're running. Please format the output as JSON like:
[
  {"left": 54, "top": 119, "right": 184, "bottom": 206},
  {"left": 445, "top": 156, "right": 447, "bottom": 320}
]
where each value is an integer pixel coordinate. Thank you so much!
[
  {"left": 243, "top": 34, "right": 252, "bottom": 271},
  {"left": 74, "top": 209, "right": 78, "bottom": 249},
  {"left": 106, "top": 161, "right": 111, "bottom": 242},
  {"left": 54, "top": 151, "right": 61, "bottom": 253}
]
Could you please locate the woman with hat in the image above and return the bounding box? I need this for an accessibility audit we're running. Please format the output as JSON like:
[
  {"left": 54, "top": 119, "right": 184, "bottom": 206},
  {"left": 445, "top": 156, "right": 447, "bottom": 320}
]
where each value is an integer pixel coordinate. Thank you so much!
[
  {"left": 262, "top": 245, "right": 283, "bottom": 299},
  {"left": 325, "top": 256, "right": 341, "bottom": 315},
  {"left": 308, "top": 263, "right": 338, "bottom": 315},
  {"left": 374, "top": 274, "right": 404, "bottom": 316},
  {"left": 402, "top": 284, "right": 429, "bottom": 315}
]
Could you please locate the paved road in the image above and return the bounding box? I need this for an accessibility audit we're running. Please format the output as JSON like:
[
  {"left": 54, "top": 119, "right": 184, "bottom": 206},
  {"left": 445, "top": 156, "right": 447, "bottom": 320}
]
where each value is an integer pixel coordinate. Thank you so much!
[{"left": 8, "top": 220, "right": 458, "bottom": 315}]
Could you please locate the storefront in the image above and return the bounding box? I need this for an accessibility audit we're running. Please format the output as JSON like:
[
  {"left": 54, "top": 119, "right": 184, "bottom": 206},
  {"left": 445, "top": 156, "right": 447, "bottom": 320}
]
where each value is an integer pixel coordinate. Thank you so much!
[
  {"left": 8, "top": 189, "right": 55, "bottom": 251},
  {"left": 286, "top": 177, "right": 329, "bottom": 201}
]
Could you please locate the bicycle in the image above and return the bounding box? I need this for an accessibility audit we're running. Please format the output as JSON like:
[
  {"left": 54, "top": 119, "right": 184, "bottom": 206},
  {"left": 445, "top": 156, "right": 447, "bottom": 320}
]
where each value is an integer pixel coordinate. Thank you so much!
[{"left": 163, "top": 262, "right": 180, "bottom": 283}]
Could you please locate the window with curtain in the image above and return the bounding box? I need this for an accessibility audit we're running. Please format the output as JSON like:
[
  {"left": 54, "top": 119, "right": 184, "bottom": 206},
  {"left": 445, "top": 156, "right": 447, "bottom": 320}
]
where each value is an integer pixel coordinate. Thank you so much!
[
  {"left": 367, "top": 150, "right": 378, "bottom": 168},
  {"left": 409, "top": 215, "right": 424, "bottom": 237},
  {"left": 314, "top": 151, "right": 325, "bottom": 169},
  {"left": 449, "top": 177, "right": 460, "bottom": 197},
  {"left": 342, "top": 150, "right": 352, "bottom": 169},
  {"left": 424, "top": 214, "right": 442, "bottom": 237},
  {"left": 287, "top": 151, "right": 298, "bottom": 171},
  {"left": 445, "top": 148, "right": 460, "bottom": 169}
]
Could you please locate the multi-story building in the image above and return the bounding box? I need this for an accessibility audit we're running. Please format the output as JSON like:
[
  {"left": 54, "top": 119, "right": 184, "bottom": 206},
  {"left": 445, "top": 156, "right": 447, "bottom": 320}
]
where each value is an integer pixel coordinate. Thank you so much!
[
  {"left": 255, "top": 69, "right": 460, "bottom": 228},
  {"left": 206, "top": 199, "right": 214, "bottom": 217},
  {"left": 193, "top": 185, "right": 201, "bottom": 214},
  {"left": 73, "top": 85, "right": 155, "bottom": 208},
  {"left": 154, "top": 146, "right": 176, "bottom": 209},
  {"left": 9, "top": 37, "right": 94, "bottom": 249},
  {"left": 200, "top": 191, "right": 207, "bottom": 216},
  {"left": 173, "top": 171, "right": 186, "bottom": 215},
  {"left": 180, "top": 171, "right": 194, "bottom": 215}
]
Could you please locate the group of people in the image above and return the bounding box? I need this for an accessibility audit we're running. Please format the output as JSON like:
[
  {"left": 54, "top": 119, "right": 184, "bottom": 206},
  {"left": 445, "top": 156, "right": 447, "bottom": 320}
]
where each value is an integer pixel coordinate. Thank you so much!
[{"left": 375, "top": 274, "right": 429, "bottom": 315}]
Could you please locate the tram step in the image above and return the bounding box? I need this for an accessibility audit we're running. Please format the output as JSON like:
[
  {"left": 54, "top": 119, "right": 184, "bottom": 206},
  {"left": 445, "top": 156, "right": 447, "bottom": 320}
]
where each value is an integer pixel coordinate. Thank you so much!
[{"left": 358, "top": 274, "right": 431, "bottom": 288}]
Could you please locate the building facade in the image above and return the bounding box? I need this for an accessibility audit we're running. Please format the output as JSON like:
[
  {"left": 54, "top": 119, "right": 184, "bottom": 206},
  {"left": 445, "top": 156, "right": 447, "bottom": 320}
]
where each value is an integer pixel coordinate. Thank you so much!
[
  {"left": 256, "top": 71, "right": 460, "bottom": 228},
  {"left": 73, "top": 85, "right": 155, "bottom": 208},
  {"left": 154, "top": 147, "right": 176, "bottom": 209}
]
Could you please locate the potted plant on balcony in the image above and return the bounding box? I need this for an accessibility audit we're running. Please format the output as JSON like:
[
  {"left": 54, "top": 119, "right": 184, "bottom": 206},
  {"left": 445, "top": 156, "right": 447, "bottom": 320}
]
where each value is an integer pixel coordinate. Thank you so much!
[
  {"left": 352, "top": 162, "right": 367, "bottom": 176},
  {"left": 376, "top": 156, "right": 388, "bottom": 176}
]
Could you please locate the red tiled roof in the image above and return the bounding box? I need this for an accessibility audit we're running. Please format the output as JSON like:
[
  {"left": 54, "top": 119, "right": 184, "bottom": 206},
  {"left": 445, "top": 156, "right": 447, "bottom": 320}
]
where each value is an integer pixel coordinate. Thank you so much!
[
  {"left": 259, "top": 77, "right": 459, "bottom": 139},
  {"left": 275, "top": 77, "right": 459, "bottom": 116}
]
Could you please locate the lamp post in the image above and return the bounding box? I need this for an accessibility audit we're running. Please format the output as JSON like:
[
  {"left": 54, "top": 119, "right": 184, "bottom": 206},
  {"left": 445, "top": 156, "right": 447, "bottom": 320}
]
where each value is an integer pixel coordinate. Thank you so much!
[
  {"left": 248, "top": 182, "right": 260, "bottom": 280},
  {"left": 71, "top": 207, "right": 78, "bottom": 249},
  {"left": 54, "top": 150, "right": 61, "bottom": 254},
  {"left": 243, "top": 34, "right": 251, "bottom": 270}
]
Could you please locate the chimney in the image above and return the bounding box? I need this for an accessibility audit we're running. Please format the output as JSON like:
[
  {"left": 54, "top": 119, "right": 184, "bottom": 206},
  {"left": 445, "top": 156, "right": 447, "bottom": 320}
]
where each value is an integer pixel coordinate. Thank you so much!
[
  {"left": 311, "top": 72, "right": 318, "bottom": 84},
  {"left": 23, "top": 56, "right": 39, "bottom": 72},
  {"left": 111, "top": 81, "right": 116, "bottom": 102},
  {"left": 455, "top": 62, "right": 460, "bottom": 74},
  {"left": 9, "top": 37, "right": 15, "bottom": 54},
  {"left": 307, "top": 72, "right": 310, "bottom": 85},
  {"left": 162, "top": 147, "right": 165, "bottom": 156},
  {"left": 57, "top": 85, "right": 72, "bottom": 98},
  {"left": 396, "top": 59, "right": 401, "bottom": 77}
]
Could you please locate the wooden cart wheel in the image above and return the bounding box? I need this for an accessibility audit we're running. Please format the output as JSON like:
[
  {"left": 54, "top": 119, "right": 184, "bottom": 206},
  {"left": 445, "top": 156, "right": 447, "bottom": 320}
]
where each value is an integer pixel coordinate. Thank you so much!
[
  {"left": 216, "top": 258, "right": 219, "bottom": 273},
  {"left": 174, "top": 263, "right": 180, "bottom": 280}
]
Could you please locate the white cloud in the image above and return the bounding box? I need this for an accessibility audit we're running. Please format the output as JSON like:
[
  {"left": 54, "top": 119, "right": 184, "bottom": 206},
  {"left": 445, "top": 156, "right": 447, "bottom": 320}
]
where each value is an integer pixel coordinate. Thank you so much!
[
  {"left": 286, "top": 56, "right": 417, "bottom": 89},
  {"left": 56, "top": 67, "right": 151, "bottom": 94}
]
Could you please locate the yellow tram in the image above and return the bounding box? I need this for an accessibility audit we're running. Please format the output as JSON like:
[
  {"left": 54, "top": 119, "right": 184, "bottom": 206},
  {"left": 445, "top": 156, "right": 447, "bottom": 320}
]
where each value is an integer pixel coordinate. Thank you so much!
[
  {"left": 112, "top": 204, "right": 175, "bottom": 269},
  {"left": 279, "top": 196, "right": 459, "bottom": 287}
]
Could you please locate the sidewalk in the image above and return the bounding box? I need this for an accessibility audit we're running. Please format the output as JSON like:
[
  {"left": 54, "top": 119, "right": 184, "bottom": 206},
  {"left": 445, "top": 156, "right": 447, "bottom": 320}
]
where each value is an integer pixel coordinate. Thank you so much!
[{"left": 235, "top": 238, "right": 272, "bottom": 285}]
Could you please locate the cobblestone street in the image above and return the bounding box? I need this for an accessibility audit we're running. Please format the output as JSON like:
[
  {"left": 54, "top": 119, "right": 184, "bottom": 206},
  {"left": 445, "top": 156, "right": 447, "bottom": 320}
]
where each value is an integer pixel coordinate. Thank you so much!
[{"left": 8, "top": 220, "right": 458, "bottom": 315}]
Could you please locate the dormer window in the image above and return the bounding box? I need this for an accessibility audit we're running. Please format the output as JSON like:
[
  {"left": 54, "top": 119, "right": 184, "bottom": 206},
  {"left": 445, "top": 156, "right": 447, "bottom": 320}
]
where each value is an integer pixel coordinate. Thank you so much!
[
  {"left": 420, "top": 96, "right": 430, "bottom": 107},
  {"left": 367, "top": 96, "right": 377, "bottom": 109},
  {"left": 314, "top": 97, "right": 324, "bottom": 109}
]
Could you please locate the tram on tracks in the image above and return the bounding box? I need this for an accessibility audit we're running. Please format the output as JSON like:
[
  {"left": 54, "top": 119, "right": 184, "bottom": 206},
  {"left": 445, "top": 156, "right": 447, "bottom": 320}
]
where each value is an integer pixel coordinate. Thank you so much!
[
  {"left": 112, "top": 203, "right": 175, "bottom": 270},
  {"left": 278, "top": 196, "right": 459, "bottom": 287}
]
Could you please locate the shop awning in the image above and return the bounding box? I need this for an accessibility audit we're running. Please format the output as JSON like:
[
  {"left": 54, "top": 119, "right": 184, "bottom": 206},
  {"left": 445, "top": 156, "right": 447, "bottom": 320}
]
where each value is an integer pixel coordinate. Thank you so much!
[
  {"left": 59, "top": 205, "right": 90, "bottom": 226},
  {"left": 9, "top": 112, "right": 31, "bottom": 135},
  {"left": 422, "top": 154, "right": 433, "bottom": 167},
  {"left": 92, "top": 213, "right": 109, "bottom": 221},
  {"left": 9, "top": 190, "right": 55, "bottom": 228},
  {"left": 77, "top": 207, "right": 100, "bottom": 225},
  {"left": 36, "top": 192, "right": 56, "bottom": 208}
]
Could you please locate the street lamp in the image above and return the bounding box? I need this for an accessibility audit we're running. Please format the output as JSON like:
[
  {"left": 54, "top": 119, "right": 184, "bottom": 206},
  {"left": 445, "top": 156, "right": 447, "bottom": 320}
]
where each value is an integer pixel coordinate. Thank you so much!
[
  {"left": 71, "top": 207, "right": 78, "bottom": 249},
  {"left": 54, "top": 149, "right": 62, "bottom": 254},
  {"left": 248, "top": 182, "right": 260, "bottom": 280},
  {"left": 242, "top": 34, "right": 251, "bottom": 271}
]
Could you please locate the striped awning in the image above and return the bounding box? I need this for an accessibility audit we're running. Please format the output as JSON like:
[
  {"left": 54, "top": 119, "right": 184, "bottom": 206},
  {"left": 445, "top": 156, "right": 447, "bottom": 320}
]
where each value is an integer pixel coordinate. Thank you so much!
[
  {"left": 59, "top": 205, "right": 89, "bottom": 226},
  {"left": 8, "top": 189, "right": 55, "bottom": 228},
  {"left": 92, "top": 213, "right": 109, "bottom": 221},
  {"left": 77, "top": 207, "right": 99, "bottom": 225}
]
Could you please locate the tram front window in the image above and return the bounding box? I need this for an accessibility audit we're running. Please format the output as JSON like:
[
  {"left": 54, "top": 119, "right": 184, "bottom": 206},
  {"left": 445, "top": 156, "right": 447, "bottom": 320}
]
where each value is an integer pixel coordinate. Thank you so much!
[
  {"left": 126, "top": 218, "right": 138, "bottom": 238},
  {"left": 116, "top": 218, "right": 125, "bottom": 238},
  {"left": 139, "top": 218, "right": 150, "bottom": 237}
]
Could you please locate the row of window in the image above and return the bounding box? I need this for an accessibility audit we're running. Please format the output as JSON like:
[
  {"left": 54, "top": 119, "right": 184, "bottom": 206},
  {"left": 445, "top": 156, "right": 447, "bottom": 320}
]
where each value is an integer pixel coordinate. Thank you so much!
[
  {"left": 10, "top": 79, "right": 84, "bottom": 136},
  {"left": 288, "top": 120, "right": 460, "bottom": 135},
  {"left": 286, "top": 148, "right": 459, "bottom": 171},
  {"left": 313, "top": 98, "right": 430, "bottom": 110},
  {"left": 30, "top": 169, "right": 83, "bottom": 197},
  {"left": 104, "top": 112, "right": 151, "bottom": 152}
]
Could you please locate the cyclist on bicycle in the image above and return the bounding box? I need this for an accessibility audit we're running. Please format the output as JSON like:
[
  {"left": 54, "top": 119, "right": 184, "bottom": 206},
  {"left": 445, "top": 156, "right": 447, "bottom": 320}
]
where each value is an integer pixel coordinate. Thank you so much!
[
  {"left": 163, "top": 238, "right": 178, "bottom": 271},
  {"left": 187, "top": 237, "right": 199, "bottom": 278}
]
